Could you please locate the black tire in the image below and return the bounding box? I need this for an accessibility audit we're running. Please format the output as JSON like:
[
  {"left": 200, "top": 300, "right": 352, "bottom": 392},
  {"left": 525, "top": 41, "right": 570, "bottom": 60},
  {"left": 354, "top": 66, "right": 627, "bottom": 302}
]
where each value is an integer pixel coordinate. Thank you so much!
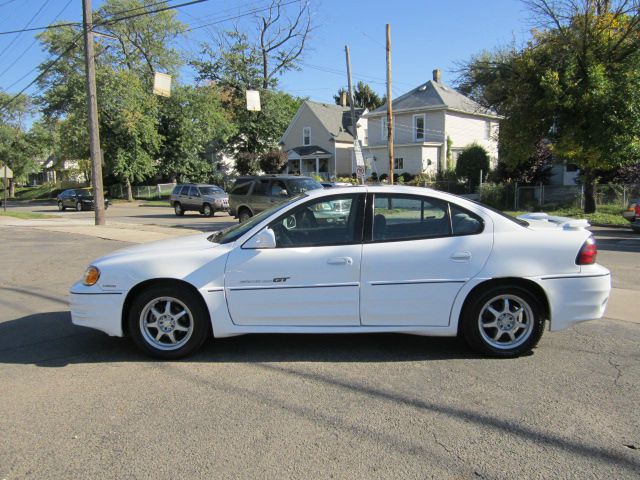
[
  {"left": 127, "top": 284, "right": 211, "bottom": 359},
  {"left": 75, "top": 202, "right": 83, "bottom": 212},
  {"left": 58, "top": 201, "right": 65, "bottom": 211},
  {"left": 238, "top": 209, "right": 252, "bottom": 223},
  {"left": 202, "top": 203, "right": 214, "bottom": 217},
  {"left": 174, "top": 202, "right": 185, "bottom": 216},
  {"left": 460, "top": 285, "right": 545, "bottom": 358}
]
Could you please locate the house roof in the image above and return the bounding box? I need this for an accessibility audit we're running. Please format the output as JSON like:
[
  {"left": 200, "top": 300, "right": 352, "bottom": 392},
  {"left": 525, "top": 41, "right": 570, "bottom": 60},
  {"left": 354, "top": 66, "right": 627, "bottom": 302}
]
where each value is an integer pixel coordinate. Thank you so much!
[
  {"left": 288, "top": 145, "right": 332, "bottom": 158},
  {"left": 304, "top": 101, "right": 366, "bottom": 142},
  {"left": 369, "top": 80, "right": 497, "bottom": 117}
]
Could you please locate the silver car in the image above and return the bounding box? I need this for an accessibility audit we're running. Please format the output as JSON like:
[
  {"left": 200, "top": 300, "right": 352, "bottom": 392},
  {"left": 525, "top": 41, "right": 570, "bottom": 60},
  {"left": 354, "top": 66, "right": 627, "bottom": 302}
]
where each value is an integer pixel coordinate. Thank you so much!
[{"left": 169, "top": 184, "right": 229, "bottom": 217}]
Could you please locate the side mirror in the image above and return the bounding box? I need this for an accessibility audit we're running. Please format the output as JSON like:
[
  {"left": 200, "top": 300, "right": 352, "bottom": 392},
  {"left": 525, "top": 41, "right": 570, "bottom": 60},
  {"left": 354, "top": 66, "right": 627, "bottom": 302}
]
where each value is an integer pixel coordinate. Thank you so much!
[
  {"left": 280, "top": 189, "right": 288, "bottom": 197},
  {"left": 243, "top": 228, "right": 277, "bottom": 249}
]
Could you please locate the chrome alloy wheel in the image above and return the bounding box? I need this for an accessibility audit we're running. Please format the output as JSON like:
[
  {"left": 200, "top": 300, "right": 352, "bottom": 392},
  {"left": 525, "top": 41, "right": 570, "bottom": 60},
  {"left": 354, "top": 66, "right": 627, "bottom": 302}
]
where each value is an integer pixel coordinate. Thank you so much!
[
  {"left": 139, "top": 296, "right": 194, "bottom": 351},
  {"left": 478, "top": 294, "right": 534, "bottom": 350}
]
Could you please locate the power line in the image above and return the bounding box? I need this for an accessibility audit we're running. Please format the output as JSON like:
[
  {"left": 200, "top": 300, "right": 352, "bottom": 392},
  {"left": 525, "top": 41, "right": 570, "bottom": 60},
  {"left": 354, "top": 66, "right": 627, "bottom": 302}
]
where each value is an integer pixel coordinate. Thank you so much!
[
  {"left": 0, "top": 0, "right": 52, "bottom": 56},
  {"left": 0, "top": 0, "right": 74, "bottom": 79},
  {"left": 0, "top": 0, "right": 20, "bottom": 8}
]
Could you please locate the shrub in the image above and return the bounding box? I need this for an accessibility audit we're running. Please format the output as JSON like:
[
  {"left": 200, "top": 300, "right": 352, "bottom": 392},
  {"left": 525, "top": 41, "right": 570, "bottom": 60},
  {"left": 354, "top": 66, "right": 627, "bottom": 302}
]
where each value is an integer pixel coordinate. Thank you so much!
[
  {"left": 399, "top": 172, "right": 414, "bottom": 183},
  {"left": 456, "top": 144, "right": 489, "bottom": 188},
  {"left": 409, "top": 172, "right": 435, "bottom": 187},
  {"left": 259, "top": 150, "right": 288, "bottom": 174},
  {"left": 235, "top": 152, "right": 260, "bottom": 175}
]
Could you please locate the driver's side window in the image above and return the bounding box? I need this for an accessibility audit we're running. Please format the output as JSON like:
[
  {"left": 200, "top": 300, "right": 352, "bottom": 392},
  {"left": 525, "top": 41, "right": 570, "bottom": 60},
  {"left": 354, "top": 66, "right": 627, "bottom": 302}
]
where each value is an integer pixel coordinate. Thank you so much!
[{"left": 269, "top": 194, "right": 363, "bottom": 248}]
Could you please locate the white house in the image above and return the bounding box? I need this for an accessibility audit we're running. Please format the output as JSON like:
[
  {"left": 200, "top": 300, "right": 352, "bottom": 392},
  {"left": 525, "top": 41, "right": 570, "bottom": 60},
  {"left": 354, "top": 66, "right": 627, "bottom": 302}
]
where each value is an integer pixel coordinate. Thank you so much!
[
  {"left": 279, "top": 100, "right": 368, "bottom": 179},
  {"left": 364, "top": 69, "right": 500, "bottom": 177}
]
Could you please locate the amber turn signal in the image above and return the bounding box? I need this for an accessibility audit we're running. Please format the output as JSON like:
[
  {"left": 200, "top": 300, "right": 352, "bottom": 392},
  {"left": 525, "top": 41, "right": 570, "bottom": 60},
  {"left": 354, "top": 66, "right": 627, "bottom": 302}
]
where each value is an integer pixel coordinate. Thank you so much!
[{"left": 83, "top": 266, "right": 100, "bottom": 286}]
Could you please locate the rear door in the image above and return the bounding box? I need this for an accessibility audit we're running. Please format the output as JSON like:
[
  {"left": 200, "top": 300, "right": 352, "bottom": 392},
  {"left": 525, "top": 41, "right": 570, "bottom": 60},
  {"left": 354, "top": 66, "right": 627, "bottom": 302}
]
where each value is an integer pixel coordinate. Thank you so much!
[
  {"left": 360, "top": 193, "right": 493, "bottom": 326},
  {"left": 250, "top": 179, "right": 272, "bottom": 213}
]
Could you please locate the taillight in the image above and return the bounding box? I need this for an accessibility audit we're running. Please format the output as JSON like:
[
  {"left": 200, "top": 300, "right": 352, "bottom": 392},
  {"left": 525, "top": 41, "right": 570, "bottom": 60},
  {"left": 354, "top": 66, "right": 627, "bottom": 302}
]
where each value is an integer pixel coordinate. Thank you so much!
[
  {"left": 576, "top": 237, "right": 597, "bottom": 265},
  {"left": 635, "top": 204, "right": 640, "bottom": 216}
]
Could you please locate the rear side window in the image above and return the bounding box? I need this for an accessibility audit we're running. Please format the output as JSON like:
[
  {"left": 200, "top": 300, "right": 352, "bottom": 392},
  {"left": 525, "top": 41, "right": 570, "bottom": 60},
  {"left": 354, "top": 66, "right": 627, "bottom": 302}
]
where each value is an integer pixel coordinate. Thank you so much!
[
  {"left": 179, "top": 186, "right": 190, "bottom": 195},
  {"left": 231, "top": 182, "right": 252, "bottom": 195},
  {"left": 372, "top": 194, "right": 451, "bottom": 242},
  {"left": 450, "top": 204, "right": 484, "bottom": 235}
]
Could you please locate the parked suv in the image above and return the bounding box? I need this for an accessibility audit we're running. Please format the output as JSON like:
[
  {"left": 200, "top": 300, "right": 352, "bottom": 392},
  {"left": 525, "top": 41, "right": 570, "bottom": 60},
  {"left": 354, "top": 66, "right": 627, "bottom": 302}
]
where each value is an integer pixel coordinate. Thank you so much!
[
  {"left": 169, "top": 184, "right": 229, "bottom": 217},
  {"left": 229, "top": 175, "right": 323, "bottom": 222}
]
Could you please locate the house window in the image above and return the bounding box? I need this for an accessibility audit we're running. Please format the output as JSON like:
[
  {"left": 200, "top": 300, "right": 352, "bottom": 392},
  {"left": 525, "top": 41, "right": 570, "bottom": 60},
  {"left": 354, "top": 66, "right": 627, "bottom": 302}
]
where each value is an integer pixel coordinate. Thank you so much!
[
  {"left": 303, "top": 127, "right": 311, "bottom": 146},
  {"left": 394, "top": 157, "right": 404, "bottom": 170},
  {"left": 414, "top": 114, "right": 425, "bottom": 142},
  {"left": 484, "top": 121, "right": 492, "bottom": 140}
]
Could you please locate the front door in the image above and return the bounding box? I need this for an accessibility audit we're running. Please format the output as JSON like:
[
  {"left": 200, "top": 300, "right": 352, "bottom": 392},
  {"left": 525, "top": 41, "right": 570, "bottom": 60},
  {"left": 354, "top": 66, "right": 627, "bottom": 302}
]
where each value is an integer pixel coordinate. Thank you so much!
[
  {"left": 225, "top": 193, "right": 365, "bottom": 326},
  {"left": 360, "top": 193, "right": 492, "bottom": 326}
]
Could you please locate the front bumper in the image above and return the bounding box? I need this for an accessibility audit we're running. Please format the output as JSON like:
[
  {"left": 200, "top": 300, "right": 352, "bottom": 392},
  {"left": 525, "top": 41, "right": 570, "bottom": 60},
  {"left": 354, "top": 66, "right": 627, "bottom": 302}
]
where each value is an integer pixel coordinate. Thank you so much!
[
  {"left": 69, "top": 286, "right": 125, "bottom": 337},
  {"left": 539, "top": 268, "right": 611, "bottom": 331}
]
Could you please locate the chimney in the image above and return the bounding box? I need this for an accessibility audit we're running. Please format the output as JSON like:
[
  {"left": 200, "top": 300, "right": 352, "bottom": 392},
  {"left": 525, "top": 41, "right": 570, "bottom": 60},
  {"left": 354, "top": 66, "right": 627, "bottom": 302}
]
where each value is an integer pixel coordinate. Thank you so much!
[
  {"left": 432, "top": 69, "right": 441, "bottom": 83},
  {"left": 340, "top": 91, "right": 348, "bottom": 107}
]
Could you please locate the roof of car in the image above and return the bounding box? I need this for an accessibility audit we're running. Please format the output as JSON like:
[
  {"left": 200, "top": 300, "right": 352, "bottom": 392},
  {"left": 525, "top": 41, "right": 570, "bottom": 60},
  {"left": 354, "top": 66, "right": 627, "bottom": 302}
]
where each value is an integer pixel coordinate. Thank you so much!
[{"left": 234, "top": 175, "right": 317, "bottom": 181}]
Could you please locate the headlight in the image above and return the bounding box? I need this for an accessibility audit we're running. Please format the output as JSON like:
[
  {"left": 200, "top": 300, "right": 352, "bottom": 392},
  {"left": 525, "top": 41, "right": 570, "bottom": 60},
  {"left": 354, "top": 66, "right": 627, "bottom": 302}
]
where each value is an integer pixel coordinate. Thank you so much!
[{"left": 83, "top": 266, "right": 100, "bottom": 286}]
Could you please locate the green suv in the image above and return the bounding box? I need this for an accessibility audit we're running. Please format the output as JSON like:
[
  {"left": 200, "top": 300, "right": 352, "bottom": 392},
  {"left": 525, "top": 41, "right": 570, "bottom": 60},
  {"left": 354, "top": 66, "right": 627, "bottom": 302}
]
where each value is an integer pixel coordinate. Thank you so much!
[{"left": 228, "top": 175, "right": 322, "bottom": 222}]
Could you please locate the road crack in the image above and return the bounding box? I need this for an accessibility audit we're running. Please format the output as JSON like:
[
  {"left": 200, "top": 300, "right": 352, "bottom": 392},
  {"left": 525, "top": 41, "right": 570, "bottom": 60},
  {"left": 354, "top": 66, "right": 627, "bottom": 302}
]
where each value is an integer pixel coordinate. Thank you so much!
[{"left": 608, "top": 356, "right": 624, "bottom": 386}]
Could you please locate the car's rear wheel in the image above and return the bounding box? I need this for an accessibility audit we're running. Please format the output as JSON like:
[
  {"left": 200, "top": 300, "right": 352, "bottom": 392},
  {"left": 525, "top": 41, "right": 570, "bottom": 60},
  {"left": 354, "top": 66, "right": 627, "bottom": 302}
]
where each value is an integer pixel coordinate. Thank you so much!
[
  {"left": 75, "top": 202, "right": 83, "bottom": 212},
  {"left": 461, "top": 285, "right": 545, "bottom": 358},
  {"left": 174, "top": 202, "right": 184, "bottom": 216},
  {"left": 202, "top": 203, "right": 213, "bottom": 217},
  {"left": 57, "top": 201, "right": 65, "bottom": 211},
  {"left": 238, "top": 209, "right": 252, "bottom": 223},
  {"left": 127, "top": 284, "right": 210, "bottom": 359}
]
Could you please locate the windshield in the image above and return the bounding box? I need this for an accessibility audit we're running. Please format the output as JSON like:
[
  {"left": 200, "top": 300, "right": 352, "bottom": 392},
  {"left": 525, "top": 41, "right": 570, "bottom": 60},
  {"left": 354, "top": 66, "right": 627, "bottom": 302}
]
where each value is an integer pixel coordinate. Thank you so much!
[
  {"left": 199, "top": 186, "right": 224, "bottom": 196},
  {"left": 208, "top": 194, "right": 306, "bottom": 244},
  {"left": 76, "top": 190, "right": 92, "bottom": 198},
  {"left": 288, "top": 178, "right": 323, "bottom": 194}
]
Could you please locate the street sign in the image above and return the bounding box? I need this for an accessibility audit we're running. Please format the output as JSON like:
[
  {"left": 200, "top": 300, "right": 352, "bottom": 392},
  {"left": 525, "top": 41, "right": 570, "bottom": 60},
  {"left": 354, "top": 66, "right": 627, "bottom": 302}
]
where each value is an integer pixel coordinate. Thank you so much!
[
  {"left": 356, "top": 165, "right": 365, "bottom": 178},
  {"left": 246, "top": 90, "right": 261, "bottom": 111},
  {"left": 353, "top": 140, "right": 365, "bottom": 167},
  {"left": 153, "top": 72, "right": 172, "bottom": 97}
]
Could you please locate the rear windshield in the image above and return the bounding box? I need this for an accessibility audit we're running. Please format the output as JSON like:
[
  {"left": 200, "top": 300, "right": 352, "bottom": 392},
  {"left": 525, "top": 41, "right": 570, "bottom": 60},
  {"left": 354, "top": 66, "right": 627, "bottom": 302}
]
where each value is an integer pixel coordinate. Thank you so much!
[
  {"left": 288, "top": 178, "right": 322, "bottom": 194},
  {"left": 471, "top": 200, "right": 529, "bottom": 227}
]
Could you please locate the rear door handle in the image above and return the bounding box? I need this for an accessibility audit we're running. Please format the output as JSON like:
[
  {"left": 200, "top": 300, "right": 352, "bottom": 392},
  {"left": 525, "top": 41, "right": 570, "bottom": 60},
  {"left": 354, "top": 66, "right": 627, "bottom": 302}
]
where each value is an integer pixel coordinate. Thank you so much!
[
  {"left": 327, "top": 257, "right": 353, "bottom": 265},
  {"left": 450, "top": 251, "right": 472, "bottom": 262}
]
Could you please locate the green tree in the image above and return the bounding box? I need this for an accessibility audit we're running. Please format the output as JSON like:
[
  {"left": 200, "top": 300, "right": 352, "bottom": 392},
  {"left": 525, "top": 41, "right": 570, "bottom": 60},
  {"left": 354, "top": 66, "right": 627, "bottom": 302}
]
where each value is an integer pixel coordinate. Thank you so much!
[
  {"left": 235, "top": 152, "right": 259, "bottom": 175},
  {"left": 259, "top": 150, "right": 288, "bottom": 174},
  {"left": 456, "top": 144, "right": 489, "bottom": 188},
  {"left": 334, "top": 81, "right": 384, "bottom": 110},
  {"left": 0, "top": 92, "right": 36, "bottom": 196},
  {"left": 157, "top": 84, "right": 235, "bottom": 182},
  {"left": 458, "top": 0, "right": 640, "bottom": 212}
]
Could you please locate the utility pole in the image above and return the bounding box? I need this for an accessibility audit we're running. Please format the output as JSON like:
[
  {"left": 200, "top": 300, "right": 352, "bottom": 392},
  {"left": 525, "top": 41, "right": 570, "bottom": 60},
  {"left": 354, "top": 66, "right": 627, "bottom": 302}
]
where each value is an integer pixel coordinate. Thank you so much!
[
  {"left": 385, "top": 24, "right": 394, "bottom": 185},
  {"left": 82, "top": 0, "right": 106, "bottom": 225},
  {"left": 345, "top": 46, "right": 364, "bottom": 184}
]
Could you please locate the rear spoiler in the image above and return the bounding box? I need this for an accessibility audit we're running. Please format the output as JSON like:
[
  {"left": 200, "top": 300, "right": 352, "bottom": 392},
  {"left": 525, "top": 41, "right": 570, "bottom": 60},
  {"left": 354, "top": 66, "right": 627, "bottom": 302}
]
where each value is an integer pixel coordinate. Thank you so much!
[{"left": 517, "top": 212, "right": 590, "bottom": 230}]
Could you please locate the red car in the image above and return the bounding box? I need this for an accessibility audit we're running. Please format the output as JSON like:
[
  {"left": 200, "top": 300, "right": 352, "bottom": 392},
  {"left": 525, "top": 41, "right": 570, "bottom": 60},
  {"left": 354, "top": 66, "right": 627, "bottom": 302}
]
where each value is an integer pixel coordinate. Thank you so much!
[{"left": 622, "top": 198, "right": 640, "bottom": 232}]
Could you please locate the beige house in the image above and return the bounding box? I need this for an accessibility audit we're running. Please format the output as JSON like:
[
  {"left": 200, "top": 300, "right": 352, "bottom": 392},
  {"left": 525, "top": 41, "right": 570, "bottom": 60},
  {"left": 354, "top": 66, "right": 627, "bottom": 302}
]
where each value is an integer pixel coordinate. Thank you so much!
[
  {"left": 364, "top": 69, "right": 500, "bottom": 177},
  {"left": 279, "top": 101, "right": 368, "bottom": 179}
]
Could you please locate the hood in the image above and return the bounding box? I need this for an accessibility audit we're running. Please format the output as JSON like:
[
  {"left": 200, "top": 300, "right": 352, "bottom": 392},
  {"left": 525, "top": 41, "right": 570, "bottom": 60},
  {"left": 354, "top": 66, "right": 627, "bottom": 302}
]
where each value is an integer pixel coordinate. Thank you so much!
[
  {"left": 203, "top": 193, "right": 228, "bottom": 201},
  {"left": 94, "top": 232, "right": 218, "bottom": 264}
]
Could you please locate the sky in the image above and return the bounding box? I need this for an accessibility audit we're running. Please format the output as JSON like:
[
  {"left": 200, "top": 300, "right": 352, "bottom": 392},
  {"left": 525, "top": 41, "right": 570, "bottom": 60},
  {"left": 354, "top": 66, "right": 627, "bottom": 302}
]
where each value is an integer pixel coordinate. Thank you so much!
[{"left": 0, "top": 0, "right": 535, "bottom": 104}]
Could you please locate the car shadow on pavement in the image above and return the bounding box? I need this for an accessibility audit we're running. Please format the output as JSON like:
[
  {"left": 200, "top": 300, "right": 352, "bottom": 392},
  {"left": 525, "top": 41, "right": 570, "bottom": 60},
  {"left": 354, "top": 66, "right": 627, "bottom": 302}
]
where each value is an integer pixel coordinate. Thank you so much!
[{"left": 0, "top": 311, "right": 481, "bottom": 367}]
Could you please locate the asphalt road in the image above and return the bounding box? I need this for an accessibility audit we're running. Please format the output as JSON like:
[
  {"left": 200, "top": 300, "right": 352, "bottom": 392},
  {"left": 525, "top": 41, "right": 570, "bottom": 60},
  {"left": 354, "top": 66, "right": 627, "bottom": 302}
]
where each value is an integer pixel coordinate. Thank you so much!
[{"left": 0, "top": 216, "right": 638, "bottom": 478}]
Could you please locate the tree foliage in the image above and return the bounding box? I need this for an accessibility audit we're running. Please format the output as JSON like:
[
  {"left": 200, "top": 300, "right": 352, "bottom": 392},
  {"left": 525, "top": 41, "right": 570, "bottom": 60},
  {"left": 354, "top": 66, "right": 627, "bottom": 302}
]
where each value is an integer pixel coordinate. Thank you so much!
[
  {"left": 334, "top": 81, "right": 384, "bottom": 110},
  {"left": 456, "top": 144, "right": 489, "bottom": 188},
  {"left": 235, "top": 152, "right": 260, "bottom": 175},
  {"left": 0, "top": 92, "right": 36, "bottom": 194},
  {"left": 457, "top": 0, "right": 640, "bottom": 212},
  {"left": 259, "top": 149, "right": 288, "bottom": 173}
]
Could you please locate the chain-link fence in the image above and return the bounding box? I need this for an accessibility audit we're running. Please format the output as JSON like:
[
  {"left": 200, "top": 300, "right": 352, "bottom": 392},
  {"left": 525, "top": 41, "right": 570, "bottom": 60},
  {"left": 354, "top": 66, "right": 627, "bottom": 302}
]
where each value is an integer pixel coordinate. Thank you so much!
[
  {"left": 109, "top": 183, "right": 176, "bottom": 200},
  {"left": 476, "top": 183, "right": 639, "bottom": 211}
]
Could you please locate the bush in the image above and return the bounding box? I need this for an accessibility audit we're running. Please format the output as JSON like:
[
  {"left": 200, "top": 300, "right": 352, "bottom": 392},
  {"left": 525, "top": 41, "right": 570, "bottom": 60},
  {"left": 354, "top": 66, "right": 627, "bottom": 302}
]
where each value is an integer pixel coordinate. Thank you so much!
[
  {"left": 399, "top": 172, "right": 414, "bottom": 183},
  {"left": 409, "top": 172, "right": 435, "bottom": 186},
  {"left": 379, "top": 173, "right": 388, "bottom": 182},
  {"left": 235, "top": 152, "right": 260, "bottom": 176},
  {"left": 259, "top": 150, "right": 288, "bottom": 174},
  {"left": 336, "top": 176, "right": 359, "bottom": 185},
  {"left": 456, "top": 144, "right": 489, "bottom": 188}
]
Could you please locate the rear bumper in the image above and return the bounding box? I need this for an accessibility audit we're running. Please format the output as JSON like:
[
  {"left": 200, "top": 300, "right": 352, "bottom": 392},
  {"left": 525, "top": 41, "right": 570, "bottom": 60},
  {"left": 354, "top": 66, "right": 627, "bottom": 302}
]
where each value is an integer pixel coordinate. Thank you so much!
[
  {"left": 538, "top": 269, "right": 611, "bottom": 331},
  {"left": 69, "top": 286, "right": 125, "bottom": 337}
]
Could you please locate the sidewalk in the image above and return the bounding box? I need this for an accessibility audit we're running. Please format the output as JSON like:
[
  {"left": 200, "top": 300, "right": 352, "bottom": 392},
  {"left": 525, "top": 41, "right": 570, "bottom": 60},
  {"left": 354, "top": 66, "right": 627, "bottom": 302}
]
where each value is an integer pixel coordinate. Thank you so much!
[{"left": 0, "top": 215, "right": 199, "bottom": 243}]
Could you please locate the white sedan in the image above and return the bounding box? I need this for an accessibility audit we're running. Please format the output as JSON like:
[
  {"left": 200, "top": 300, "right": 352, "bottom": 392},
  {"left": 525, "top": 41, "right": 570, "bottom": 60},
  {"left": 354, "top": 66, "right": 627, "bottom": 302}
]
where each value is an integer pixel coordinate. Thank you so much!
[{"left": 69, "top": 186, "right": 611, "bottom": 359}]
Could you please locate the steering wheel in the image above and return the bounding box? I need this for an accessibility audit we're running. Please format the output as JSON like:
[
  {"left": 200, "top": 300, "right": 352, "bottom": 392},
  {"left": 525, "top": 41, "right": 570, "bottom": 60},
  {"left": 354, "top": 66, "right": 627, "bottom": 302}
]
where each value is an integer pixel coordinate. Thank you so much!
[{"left": 283, "top": 214, "right": 297, "bottom": 230}]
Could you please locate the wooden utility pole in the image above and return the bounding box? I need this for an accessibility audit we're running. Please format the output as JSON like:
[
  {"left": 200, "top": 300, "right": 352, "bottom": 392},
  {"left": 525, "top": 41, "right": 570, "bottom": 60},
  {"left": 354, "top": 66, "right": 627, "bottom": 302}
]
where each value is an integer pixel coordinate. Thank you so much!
[
  {"left": 385, "top": 24, "right": 394, "bottom": 185},
  {"left": 82, "top": 0, "right": 106, "bottom": 225},
  {"left": 344, "top": 45, "right": 364, "bottom": 184}
]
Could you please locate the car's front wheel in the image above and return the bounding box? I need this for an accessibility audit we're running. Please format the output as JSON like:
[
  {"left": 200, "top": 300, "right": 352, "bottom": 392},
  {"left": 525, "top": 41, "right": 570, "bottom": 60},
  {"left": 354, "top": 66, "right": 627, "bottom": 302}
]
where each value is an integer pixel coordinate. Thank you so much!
[
  {"left": 75, "top": 202, "right": 83, "bottom": 212},
  {"left": 461, "top": 285, "right": 545, "bottom": 358},
  {"left": 127, "top": 284, "right": 210, "bottom": 359},
  {"left": 202, "top": 203, "right": 213, "bottom": 217}
]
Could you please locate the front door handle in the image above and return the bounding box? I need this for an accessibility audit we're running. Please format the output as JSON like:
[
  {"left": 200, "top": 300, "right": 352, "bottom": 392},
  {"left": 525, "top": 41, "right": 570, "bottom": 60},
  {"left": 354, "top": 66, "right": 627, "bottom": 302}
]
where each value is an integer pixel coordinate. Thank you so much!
[
  {"left": 327, "top": 257, "right": 353, "bottom": 266},
  {"left": 450, "top": 251, "right": 472, "bottom": 262}
]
